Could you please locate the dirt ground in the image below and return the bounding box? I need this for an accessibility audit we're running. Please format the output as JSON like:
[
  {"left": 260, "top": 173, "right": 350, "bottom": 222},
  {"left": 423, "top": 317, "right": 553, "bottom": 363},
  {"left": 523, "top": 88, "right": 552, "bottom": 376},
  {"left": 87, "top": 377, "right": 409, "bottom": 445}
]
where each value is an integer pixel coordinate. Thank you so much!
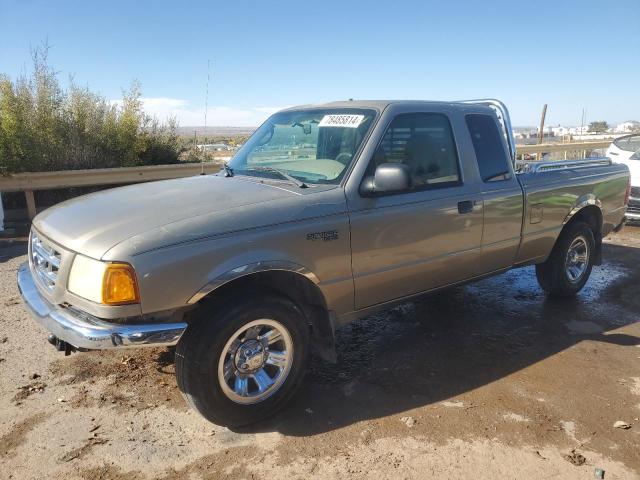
[{"left": 1, "top": 228, "right": 639, "bottom": 479}]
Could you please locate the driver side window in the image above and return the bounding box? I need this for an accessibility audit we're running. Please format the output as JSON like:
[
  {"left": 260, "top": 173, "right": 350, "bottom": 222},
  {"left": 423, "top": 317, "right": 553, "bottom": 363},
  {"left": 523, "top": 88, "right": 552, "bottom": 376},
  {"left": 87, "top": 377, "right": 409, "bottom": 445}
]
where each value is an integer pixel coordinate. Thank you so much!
[{"left": 370, "top": 113, "right": 461, "bottom": 190}]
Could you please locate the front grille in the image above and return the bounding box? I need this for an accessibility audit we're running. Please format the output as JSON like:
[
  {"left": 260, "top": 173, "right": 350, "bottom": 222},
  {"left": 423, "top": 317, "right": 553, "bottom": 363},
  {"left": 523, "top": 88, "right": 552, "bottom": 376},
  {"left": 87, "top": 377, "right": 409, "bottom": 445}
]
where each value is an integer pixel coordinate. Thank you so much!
[
  {"left": 30, "top": 231, "right": 61, "bottom": 291},
  {"left": 631, "top": 186, "right": 640, "bottom": 199}
]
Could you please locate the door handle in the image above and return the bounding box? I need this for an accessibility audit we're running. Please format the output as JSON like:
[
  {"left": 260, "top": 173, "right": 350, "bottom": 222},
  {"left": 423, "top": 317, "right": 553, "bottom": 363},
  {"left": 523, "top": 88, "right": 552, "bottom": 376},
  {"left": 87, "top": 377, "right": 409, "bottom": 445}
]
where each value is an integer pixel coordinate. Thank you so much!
[{"left": 457, "top": 200, "right": 475, "bottom": 214}]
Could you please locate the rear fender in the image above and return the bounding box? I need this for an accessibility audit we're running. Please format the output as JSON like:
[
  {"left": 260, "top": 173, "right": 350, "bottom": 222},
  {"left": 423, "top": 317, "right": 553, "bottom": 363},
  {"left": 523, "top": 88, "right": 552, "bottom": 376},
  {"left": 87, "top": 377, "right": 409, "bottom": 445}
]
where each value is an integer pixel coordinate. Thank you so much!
[
  {"left": 562, "top": 194, "right": 602, "bottom": 225},
  {"left": 562, "top": 195, "right": 604, "bottom": 265}
]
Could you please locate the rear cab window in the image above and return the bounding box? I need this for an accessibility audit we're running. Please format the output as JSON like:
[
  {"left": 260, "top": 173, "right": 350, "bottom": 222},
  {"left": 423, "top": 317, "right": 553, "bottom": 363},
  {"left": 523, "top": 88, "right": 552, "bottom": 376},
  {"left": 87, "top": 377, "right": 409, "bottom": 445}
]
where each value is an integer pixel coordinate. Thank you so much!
[{"left": 466, "top": 114, "right": 512, "bottom": 182}]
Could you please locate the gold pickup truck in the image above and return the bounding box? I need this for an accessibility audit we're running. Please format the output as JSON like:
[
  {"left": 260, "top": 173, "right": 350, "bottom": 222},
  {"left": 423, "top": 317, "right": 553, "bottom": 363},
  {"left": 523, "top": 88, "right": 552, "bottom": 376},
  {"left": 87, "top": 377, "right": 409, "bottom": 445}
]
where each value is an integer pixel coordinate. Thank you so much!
[{"left": 19, "top": 99, "right": 629, "bottom": 426}]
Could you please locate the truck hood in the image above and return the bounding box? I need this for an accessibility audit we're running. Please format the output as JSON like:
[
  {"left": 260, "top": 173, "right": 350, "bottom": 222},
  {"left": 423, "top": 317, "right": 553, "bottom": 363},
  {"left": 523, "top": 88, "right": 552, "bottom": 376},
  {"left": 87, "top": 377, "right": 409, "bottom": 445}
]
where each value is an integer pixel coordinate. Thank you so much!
[{"left": 33, "top": 175, "right": 300, "bottom": 259}]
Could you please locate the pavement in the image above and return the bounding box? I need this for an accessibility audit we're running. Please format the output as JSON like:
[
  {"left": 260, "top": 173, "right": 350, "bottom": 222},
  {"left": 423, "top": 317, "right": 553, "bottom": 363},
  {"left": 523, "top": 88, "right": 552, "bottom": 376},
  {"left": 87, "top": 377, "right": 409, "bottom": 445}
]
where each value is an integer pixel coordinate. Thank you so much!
[{"left": 0, "top": 228, "right": 639, "bottom": 479}]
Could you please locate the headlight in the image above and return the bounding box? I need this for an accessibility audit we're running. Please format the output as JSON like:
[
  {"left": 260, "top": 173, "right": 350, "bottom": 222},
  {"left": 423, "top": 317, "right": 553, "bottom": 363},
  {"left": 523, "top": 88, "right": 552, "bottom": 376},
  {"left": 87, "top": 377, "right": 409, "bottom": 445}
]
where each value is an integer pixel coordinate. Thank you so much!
[{"left": 68, "top": 255, "right": 140, "bottom": 305}]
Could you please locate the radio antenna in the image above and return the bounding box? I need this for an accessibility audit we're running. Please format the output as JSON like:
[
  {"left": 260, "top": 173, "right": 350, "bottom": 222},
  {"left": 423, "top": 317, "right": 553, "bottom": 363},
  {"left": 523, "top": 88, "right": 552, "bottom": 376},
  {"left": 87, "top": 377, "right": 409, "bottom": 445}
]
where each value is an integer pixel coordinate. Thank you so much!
[{"left": 201, "top": 59, "right": 211, "bottom": 175}]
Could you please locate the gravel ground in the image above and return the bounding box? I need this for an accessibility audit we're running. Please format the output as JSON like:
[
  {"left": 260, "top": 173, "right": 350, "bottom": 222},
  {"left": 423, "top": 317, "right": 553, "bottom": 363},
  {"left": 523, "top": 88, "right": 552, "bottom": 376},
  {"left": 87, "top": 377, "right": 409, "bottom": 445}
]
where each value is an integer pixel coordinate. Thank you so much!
[{"left": 1, "top": 228, "right": 639, "bottom": 479}]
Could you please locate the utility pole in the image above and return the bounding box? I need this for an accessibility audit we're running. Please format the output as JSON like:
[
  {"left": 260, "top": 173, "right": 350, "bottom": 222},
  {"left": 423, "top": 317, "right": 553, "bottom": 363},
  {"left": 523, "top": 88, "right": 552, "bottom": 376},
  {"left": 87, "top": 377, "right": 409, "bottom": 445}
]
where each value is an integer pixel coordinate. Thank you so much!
[{"left": 204, "top": 59, "right": 210, "bottom": 133}]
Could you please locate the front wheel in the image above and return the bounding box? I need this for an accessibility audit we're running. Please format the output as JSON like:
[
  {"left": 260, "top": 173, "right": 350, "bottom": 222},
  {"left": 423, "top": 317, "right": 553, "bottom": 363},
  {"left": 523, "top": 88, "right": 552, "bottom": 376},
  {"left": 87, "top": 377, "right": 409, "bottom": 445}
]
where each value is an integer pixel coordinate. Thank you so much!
[
  {"left": 535, "top": 221, "right": 595, "bottom": 296},
  {"left": 175, "top": 293, "right": 309, "bottom": 426}
]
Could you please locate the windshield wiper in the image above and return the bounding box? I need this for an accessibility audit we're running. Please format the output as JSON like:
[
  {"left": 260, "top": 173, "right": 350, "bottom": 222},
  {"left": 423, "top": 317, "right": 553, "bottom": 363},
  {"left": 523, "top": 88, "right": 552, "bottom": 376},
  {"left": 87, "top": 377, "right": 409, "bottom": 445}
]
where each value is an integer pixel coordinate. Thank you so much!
[
  {"left": 223, "top": 163, "right": 234, "bottom": 177},
  {"left": 245, "top": 166, "right": 308, "bottom": 188}
]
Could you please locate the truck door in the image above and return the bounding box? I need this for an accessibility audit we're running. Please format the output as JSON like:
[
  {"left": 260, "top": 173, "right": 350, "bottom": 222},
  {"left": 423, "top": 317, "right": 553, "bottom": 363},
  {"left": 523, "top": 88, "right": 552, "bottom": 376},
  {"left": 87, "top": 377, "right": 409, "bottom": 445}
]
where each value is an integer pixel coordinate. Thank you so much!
[
  {"left": 465, "top": 113, "right": 524, "bottom": 273},
  {"left": 347, "top": 111, "right": 483, "bottom": 309}
]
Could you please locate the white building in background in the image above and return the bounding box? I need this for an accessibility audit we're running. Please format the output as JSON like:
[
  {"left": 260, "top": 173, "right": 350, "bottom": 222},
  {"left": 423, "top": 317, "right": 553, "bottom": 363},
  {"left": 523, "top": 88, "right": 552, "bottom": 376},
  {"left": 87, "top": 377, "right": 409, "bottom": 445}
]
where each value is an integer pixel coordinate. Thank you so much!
[
  {"left": 197, "top": 143, "right": 232, "bottom": 152},
  {"left": 550, "top": 126, "right": 590, "bottom": 136},
  {"left": 614, "top": 121, "right": 640, "bottom": 133},
  {"left": 514, "top": 123, "right": 608, "bottom": 140},
  {"left": 537, "top": 126, "right": 553, "bottom": 136},
  {"left": 512, "top": 130, "right": 527, "bottom": 139}
]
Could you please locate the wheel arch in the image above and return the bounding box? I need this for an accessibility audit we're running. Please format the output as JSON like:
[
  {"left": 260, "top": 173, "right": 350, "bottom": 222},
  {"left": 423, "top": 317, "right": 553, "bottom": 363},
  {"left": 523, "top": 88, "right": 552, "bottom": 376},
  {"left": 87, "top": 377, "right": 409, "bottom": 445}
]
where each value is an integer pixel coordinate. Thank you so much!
[
  {"left": 187, "top": 262, "right": 337, "bottom": 363},
  {"left": 561, "top": 198, "right": 604, "bottom": 264}
]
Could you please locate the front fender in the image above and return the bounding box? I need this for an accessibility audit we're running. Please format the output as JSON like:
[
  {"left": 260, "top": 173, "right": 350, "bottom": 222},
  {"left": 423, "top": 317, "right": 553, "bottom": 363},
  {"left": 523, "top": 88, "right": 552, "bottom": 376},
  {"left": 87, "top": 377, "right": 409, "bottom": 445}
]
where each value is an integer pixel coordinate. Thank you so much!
[{"left": 187, "top": 260, "right": 321, "bottom": 304}]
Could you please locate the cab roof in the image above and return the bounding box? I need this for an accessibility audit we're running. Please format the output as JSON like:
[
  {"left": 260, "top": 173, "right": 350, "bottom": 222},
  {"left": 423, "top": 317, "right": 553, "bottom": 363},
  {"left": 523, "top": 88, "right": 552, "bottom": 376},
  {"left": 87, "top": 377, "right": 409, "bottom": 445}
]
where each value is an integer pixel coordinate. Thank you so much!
[{"left": 281, "top": 99, "right": 496, "bottom": 112}]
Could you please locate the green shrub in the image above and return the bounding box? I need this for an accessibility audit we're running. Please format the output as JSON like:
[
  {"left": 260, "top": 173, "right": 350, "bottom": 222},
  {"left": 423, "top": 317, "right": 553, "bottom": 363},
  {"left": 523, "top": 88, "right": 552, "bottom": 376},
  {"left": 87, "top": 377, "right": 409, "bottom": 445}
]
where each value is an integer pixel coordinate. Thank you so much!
[{"left": 0, "top": 45, "right": 180, "bottom": 174}]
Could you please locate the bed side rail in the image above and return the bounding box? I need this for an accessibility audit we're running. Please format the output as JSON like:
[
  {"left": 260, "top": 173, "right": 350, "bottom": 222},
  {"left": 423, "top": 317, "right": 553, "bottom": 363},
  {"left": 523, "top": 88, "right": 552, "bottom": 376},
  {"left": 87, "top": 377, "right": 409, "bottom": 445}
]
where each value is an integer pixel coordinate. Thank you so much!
[{"left": 518, "top": 157, "right": 612, "bottom": 173}]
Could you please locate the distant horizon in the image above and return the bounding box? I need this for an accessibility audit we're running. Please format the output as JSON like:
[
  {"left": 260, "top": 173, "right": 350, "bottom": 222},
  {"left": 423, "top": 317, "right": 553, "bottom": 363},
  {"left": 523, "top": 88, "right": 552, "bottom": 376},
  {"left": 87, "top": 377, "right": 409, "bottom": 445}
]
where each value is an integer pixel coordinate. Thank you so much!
[
  {"left": 144, "top": 97, "right": 635, "bottom": 130},
  {"left": 176, "top": 121, "right": 636, "bottom": 132},
  {"left": 177, "top": 123, "right": 635, "bottom": 129}
]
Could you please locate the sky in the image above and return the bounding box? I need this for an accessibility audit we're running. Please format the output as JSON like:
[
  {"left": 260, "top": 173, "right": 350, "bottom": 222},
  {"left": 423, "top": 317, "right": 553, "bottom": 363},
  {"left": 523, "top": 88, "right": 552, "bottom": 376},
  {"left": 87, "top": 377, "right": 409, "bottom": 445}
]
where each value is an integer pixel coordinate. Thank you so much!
[{"left": 1, "top": 0, "right": 639, "bottom": 127}]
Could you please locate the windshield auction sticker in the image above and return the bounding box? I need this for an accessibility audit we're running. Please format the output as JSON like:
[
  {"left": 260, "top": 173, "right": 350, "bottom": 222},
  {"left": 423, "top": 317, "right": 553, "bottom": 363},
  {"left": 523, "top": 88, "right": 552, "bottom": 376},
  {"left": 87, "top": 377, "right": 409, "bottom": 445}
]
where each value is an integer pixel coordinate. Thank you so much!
[{"left": 318, "top": 114, "right": 365, "bottom": 128}]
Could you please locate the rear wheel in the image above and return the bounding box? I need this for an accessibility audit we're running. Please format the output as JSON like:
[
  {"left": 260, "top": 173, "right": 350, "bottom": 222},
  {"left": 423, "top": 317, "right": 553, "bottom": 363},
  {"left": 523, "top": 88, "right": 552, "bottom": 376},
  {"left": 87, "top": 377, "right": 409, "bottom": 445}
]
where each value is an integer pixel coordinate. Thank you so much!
[
  {"left": 535, "top": 221, "right": 595, "bottom": 296},
  {"left": 175, "top": 293, "right": 309, "bottom": 426}
]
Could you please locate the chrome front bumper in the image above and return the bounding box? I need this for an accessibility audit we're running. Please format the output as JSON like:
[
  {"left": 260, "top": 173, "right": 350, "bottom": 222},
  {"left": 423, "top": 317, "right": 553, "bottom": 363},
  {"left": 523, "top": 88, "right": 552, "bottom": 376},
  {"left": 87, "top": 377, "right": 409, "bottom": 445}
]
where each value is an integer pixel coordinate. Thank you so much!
[{"left": 17, "top": 263, "right": 187, "bottom": 350}]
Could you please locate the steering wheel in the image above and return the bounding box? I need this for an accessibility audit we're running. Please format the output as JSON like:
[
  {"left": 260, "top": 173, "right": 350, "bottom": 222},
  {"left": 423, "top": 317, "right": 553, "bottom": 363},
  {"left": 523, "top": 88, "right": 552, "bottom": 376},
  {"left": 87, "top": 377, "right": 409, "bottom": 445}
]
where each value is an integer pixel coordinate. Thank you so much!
[{"left": 335, "top": 152, "right": 353, "bottom": 166}]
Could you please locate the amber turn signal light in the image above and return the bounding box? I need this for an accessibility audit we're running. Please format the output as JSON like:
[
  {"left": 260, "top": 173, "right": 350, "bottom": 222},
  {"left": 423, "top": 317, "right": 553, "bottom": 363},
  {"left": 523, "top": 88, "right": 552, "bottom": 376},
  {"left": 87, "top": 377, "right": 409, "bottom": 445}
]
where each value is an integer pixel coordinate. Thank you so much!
[{"left": 102, "top": 263, "right": 140, "bottom": 305}]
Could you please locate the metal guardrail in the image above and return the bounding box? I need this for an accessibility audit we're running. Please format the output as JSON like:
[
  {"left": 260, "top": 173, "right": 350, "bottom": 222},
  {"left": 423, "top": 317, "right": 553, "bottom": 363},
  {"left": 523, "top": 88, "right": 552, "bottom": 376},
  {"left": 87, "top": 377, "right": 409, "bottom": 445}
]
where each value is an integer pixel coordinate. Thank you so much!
[
  {"left": 0, "top": 162, "right": 222, "bottom": 220},
  {"left": 0, "top": 141, "right": 613, "bottom": 220},
  {"left": 516, "top": 140, "right": 612, "bottom": 155}
]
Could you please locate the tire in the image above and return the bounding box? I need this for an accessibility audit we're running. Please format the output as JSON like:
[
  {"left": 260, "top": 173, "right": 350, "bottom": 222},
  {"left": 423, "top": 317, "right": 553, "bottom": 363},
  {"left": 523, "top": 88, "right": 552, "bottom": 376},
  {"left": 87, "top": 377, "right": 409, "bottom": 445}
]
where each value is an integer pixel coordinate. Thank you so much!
[
  {"left": 175, "top": 292, "right": 309, "bottom": 427},
  {"left": 535, "top": 221, "right": 595, "bottom": 296}
]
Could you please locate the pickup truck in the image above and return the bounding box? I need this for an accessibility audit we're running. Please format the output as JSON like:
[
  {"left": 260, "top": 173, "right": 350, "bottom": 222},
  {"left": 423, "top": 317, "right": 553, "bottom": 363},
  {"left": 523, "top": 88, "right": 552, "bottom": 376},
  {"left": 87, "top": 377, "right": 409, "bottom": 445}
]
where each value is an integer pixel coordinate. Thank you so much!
[{"left": 18, "top": 99, "right": 630, "bottom": 427}]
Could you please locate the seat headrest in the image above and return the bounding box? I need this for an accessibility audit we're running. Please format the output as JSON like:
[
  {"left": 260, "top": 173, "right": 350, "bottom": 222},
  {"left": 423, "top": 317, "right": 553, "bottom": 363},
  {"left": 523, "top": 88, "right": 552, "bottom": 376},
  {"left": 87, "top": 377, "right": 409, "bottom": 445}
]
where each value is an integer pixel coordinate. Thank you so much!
[
  {"left": 373, "top": 147, "right": 387, "bottom": 166},
  {"left": 405, "top": 133, "right": 434, "bottom": 162}
]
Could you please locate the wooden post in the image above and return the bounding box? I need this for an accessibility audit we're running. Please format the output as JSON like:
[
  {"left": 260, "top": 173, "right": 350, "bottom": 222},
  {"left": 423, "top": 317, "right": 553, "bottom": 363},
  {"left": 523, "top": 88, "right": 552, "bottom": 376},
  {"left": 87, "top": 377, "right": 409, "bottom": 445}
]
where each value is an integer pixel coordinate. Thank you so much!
[
  {"left": 0, "top": 190, "right": 4, "bottom": 232},
  {"left": 25, "top": 190, "right": 36, "bottom": 220},
  {"left": 538, "top": 104, "right": 547, "bottom": 145}
]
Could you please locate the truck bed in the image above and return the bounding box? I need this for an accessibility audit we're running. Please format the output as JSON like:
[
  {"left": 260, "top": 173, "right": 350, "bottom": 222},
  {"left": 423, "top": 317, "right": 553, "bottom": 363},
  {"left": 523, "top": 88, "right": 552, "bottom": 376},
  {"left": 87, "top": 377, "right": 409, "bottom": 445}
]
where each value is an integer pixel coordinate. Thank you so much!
[{"left": 515, "top": 158, "right": 629, "bottom": 265}]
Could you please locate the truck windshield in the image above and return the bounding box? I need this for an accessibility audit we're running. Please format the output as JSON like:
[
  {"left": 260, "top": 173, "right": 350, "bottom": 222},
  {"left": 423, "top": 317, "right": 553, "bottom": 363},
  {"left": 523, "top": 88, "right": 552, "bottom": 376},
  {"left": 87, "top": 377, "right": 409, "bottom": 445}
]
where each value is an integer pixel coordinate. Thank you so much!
[{"left": 227, "top": 108, "right": 376, "bottom": 184}]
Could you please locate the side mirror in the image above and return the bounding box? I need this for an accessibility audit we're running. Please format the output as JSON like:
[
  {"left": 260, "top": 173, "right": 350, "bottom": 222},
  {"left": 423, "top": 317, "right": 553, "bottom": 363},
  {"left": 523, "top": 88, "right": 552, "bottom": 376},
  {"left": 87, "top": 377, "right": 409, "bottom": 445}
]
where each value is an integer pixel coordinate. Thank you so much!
[{"left": 360, "top": 163, "right": 412, "bottom": 196}]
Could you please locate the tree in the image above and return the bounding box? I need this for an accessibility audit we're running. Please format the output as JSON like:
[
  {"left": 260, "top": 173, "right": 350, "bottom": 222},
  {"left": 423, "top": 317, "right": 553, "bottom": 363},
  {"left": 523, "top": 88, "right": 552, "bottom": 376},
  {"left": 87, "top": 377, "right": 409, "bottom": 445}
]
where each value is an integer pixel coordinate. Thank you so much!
[
  {"left": 0, "top": 43, "right": 180, "bottom": 174},
  {"left": 588, "top": 121, "right": 609, "bottom": 133}
]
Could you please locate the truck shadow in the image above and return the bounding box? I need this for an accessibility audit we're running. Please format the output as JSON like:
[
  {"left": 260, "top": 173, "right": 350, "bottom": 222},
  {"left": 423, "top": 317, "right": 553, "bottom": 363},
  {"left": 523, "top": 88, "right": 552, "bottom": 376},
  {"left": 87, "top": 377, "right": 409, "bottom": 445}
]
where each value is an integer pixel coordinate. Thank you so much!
[
  {"left": 238, "top": 242, "right": 640, "bottom": 436},
  {"left": 0, "top": 240, "right": 28, "bottom": 263}
]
